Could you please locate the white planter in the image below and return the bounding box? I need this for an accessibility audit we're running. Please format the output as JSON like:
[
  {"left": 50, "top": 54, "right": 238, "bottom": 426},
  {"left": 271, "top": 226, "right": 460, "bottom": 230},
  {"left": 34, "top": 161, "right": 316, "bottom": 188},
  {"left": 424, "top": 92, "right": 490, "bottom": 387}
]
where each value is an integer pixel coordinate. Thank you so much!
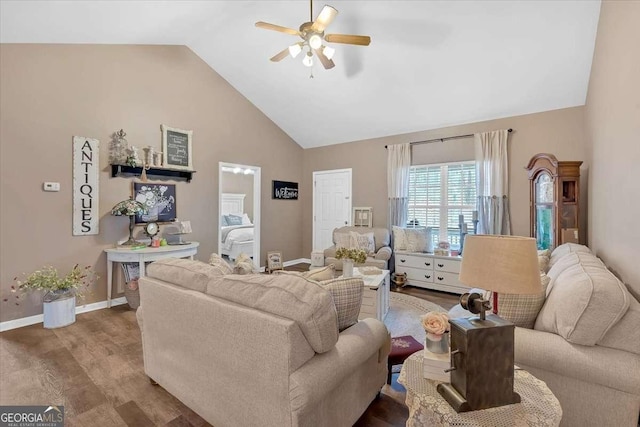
[
  {"left": 43, "top": 291, "right": 76, "bottom": 329},
  {"left": 343, "top": 259, "right": 354, "bottom": 278}
]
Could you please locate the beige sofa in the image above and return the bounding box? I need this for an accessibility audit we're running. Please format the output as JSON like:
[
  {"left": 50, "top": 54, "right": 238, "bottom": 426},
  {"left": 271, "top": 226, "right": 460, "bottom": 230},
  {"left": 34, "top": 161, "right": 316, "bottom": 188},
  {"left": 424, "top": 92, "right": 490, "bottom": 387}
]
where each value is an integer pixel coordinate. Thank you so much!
[
  {"left": 450, "top": 243, "right": 640, "bottom": 427},
  {"left": 323, "top": 226, "right": 392, "bottom": 271},
  {"left": 136, "top": 258, "right": 390, "bottom": 427}
]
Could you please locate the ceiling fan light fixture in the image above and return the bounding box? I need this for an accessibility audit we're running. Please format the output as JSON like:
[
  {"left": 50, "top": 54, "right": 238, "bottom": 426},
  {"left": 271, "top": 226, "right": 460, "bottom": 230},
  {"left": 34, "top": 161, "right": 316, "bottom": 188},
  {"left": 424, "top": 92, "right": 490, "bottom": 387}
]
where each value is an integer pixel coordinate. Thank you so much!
[
  {"left": 322, "top": 45, "right": 335, "bottom": 60},
  {"left": 302, "top": 52, "right": 314, "bottom": 67},
  {"left": 308, "top": 34, "right": 323, "bottom": 49},
  {"left": 288, "top": 43, "right": 302, "bottom": 58}
]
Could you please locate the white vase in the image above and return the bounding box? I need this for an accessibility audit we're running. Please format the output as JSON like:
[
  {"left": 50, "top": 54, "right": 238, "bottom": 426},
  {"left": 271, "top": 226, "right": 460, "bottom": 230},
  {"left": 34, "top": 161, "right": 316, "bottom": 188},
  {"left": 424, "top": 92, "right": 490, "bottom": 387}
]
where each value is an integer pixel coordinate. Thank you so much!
[
  {"left": 343, "top": 259, "right": 354, "bottom": 278},
  {"left": 43, "top": 290, "right": 76, "bottom": 329}
]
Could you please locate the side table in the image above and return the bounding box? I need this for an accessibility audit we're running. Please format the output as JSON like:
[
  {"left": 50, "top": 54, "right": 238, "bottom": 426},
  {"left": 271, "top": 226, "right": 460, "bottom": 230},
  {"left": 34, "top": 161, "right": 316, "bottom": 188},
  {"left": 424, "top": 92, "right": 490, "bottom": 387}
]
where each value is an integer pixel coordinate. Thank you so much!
[
  {"left": 398, "top": 352, "right": 562, "bottom": 427},
  {"left": 104, "top": 242, "right": 199, "bottom": 307}
]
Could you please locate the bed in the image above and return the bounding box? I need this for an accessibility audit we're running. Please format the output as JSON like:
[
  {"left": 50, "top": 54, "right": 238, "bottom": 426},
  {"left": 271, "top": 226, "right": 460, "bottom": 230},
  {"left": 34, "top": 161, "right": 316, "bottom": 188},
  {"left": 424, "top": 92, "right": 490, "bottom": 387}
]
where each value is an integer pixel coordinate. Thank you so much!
[{"left": 220, "top": 193, "right": 255, "bottom": 261}]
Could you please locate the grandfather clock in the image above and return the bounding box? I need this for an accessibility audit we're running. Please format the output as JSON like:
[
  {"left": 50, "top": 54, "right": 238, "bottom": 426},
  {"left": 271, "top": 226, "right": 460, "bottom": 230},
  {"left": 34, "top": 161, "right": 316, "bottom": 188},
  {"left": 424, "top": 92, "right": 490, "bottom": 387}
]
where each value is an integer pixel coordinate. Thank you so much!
[{"left": 525, "top": 153, "right": 582, "bottom": 250}]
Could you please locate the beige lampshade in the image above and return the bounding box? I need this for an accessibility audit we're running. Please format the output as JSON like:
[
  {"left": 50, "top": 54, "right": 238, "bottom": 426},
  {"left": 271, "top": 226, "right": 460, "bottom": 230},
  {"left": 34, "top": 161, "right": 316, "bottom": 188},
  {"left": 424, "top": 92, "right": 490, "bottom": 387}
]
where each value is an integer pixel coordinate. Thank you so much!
[{"left": 460, "top": 235, "right": 541, "bottom": 295}]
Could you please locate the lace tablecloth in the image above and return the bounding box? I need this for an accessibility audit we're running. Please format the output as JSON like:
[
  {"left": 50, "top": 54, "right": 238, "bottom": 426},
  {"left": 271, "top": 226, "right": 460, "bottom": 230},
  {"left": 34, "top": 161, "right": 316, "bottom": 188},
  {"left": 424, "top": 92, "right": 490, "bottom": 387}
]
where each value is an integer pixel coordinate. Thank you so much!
[{"left": 398, "top": 352, "right": 562, "bottom": 427}]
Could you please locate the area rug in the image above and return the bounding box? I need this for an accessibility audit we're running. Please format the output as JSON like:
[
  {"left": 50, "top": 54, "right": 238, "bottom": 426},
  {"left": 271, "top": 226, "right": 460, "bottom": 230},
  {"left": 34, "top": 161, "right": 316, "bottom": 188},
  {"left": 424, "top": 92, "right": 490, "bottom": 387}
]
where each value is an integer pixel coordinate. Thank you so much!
[{"left": 384, "top": 292, "right": 447, "bottom": 348}]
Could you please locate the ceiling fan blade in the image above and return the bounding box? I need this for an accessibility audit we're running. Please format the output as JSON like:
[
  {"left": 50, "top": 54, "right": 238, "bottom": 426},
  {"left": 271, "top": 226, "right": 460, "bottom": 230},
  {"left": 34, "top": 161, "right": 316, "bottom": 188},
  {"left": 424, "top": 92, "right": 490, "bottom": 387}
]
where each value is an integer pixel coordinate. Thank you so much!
[
  {"left": 255, "top": 21, "right": 299, "bottom": 36},
  {"left": 314, "top": 48, "right": 335, "bottom": 69},
  {"left": 324, "top": 34, "right": 371, "bottom": 46},
  {"left": 270, "top": 47, "right": 291, "bottom": 62},
  {"left": 311, "top": 5, "right": 338, "bottom": 33}
]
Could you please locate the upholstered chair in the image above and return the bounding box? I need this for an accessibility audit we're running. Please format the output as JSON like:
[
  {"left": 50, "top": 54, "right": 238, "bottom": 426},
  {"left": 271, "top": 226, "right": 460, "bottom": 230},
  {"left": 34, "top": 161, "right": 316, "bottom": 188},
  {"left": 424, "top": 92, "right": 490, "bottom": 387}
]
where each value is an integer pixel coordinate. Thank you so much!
[{"left": 323, "top": 226, "right": 392, "bottom": 271}]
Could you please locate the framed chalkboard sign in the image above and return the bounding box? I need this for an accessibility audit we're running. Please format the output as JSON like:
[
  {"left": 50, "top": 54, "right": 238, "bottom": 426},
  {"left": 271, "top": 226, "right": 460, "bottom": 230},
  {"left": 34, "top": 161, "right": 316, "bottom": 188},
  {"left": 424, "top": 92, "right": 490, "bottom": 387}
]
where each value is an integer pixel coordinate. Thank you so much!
[
  {"left": 272, "top": 180, "right": 298, "bottom": 200},
  {"left": 161, "top": 124, "right": 193, "bottom": 171}
]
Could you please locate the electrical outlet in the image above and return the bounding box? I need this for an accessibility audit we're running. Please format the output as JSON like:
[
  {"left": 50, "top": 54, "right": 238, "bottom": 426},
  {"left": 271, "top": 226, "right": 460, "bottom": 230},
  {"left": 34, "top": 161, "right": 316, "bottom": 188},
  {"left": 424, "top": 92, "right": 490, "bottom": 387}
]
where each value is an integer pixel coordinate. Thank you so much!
[{"left": 43, "top": 182, "right": 60, "bottom": 192}]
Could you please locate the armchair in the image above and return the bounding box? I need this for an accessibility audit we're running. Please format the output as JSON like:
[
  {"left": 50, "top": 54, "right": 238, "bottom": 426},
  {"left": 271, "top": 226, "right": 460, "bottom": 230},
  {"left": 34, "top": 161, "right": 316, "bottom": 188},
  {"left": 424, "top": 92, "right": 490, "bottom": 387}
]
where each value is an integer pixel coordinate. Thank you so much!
[{"left": 324, "top": 226, "right": 392, "bottom": 271}]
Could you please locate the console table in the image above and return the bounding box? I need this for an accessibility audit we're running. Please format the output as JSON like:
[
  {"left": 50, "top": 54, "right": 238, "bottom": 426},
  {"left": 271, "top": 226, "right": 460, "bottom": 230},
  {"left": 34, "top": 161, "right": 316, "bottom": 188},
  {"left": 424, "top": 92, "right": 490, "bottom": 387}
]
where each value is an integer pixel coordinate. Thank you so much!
[
  {"left": 104, "top": 242, "right": 199, "bottom": 307},
  {"left": 395, "top": 251, "right": 468, "bottom": 294},
  {"left": 398, "top": 352, "right": 562, "bottom": 426}
]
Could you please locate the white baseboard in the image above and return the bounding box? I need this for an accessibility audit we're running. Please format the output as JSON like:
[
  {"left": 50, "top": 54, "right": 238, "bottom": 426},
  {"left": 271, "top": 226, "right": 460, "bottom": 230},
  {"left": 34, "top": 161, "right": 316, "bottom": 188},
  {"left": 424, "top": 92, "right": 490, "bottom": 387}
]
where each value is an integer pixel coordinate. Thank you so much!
[
  {"left": 0, "top": 297, "right": 128, "bottom": 332},
  {"left": 285, "top": 258, "right": 311, "bottom": 266}
]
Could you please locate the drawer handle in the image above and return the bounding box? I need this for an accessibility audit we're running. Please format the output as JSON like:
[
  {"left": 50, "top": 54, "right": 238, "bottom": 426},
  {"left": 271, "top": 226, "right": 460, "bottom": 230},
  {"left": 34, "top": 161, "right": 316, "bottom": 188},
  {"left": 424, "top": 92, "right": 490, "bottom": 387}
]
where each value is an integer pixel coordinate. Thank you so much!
[
  {"left": 425, "top": 262, "right": 431, "bottom": 266},
  {"left": 437, "top": 263, "right": 444, "bottom": 268},
  {"left": 425, "top": 275, "right": 431, "bottom": 279},
  {"left": 400, "top": 259, "right": 406, "bottom": 263},
  {"left": 437, "top": 276, "right": 444, "bottom": 281}
]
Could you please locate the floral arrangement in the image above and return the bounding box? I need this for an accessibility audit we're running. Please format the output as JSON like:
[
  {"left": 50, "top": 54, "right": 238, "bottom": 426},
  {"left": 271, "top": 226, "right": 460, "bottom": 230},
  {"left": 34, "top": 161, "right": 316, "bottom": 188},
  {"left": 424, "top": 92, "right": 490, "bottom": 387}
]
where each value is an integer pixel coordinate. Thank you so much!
[
  {"left": 135, "top": 185, "right": 174, "bottom": 211},
  {"left": 6, "top": 265, "right": 98, "bottom": 304},
  {"left": 421, "top": 311, "right": 450, "bottom": 342},
  {"left": 335, "top": 247, "right": 367, "bottom": 264}
]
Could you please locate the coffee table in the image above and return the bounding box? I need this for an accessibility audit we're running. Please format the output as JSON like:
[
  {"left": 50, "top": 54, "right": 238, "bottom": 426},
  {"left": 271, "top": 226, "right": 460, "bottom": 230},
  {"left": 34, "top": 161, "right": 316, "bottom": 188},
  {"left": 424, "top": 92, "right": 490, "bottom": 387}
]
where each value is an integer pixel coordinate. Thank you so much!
[
  {"left": 354, "top": 267, "right": 390, "bottom": 321},
  {"left": 398, "top": 352, "right": 562, "bottom": 427}
]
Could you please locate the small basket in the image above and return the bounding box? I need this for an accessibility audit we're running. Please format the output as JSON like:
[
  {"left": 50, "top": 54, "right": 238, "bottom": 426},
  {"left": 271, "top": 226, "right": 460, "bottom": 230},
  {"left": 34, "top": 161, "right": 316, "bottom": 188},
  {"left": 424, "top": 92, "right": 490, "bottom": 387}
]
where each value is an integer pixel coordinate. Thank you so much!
[{"left": 124, "top": 280, "right": 140, "bottom": 309}]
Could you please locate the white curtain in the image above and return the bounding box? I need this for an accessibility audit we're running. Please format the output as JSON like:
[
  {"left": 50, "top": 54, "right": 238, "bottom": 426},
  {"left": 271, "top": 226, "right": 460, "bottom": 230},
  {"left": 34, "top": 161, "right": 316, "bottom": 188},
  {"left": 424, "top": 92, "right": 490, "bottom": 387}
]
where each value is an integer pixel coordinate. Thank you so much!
[
  {"left": 474, "top": 130, "right": 511, "bottom": 235},
  {"left": 387, "top": 143, "right": 411, "bottom": 229}
]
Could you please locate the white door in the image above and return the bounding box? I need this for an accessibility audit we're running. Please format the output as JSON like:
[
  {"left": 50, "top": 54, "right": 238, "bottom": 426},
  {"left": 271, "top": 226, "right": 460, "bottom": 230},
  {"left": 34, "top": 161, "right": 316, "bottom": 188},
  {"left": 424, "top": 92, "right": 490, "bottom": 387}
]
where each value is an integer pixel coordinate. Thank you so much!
[{"left": 313, "top": 169, "right": 352, "bottom": 251}]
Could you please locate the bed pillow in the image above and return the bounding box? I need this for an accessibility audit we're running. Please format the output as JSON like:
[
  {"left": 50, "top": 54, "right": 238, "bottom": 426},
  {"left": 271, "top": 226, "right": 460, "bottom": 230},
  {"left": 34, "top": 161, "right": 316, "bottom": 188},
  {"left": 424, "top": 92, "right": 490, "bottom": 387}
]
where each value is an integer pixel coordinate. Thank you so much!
[
  {"left": 318, "top": 277, "right": 364, "bottom": 331},
  {"left": 241, "top": 213, "right": 252, "bottom": 225},
  {"left": 220, "top": 216, "right": 229, "bottom": 227},
  {"left": 226, "top": 215, "right": 243, "bottom": 226}
]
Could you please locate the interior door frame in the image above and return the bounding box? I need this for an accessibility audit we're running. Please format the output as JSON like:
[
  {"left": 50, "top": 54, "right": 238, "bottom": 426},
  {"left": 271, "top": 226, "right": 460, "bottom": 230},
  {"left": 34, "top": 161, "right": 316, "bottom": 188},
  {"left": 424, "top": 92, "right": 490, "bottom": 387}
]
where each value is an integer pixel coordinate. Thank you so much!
[
  {"left": 312, "top": 168, "right": 353, "bottom": 251},
  {"left": 218, "top": 162, "right": 261, "bottom": 267}
]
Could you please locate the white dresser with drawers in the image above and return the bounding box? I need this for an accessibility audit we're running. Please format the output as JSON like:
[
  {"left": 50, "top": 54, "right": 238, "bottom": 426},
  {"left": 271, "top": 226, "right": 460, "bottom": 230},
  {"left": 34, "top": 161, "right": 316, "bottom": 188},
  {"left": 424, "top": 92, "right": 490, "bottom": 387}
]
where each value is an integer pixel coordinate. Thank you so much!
[{"left": 395, "top": 251, "right": 469, "bottom": 294}]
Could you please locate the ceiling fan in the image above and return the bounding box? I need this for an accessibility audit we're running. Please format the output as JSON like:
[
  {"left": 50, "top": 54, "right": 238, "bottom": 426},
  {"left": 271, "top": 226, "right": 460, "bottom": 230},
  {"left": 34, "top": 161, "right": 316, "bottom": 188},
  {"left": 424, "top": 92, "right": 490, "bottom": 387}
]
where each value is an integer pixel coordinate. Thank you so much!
[{"left": 255, "top": 0, "right": 371, "bottom": 70}]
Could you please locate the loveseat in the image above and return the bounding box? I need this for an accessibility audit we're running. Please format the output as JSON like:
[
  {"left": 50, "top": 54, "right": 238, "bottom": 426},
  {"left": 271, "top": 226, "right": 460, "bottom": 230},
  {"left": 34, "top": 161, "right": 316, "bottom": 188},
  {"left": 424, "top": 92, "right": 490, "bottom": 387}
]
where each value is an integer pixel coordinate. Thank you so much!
[
  {"left": 323, "top": 226, "right": 392, "bottom": 271},
  {"left": 136, "top": 258, "right": 390, "bottom": 427},
  {"left": 450, "top": 243, "right": 640, "bottom": 427}
]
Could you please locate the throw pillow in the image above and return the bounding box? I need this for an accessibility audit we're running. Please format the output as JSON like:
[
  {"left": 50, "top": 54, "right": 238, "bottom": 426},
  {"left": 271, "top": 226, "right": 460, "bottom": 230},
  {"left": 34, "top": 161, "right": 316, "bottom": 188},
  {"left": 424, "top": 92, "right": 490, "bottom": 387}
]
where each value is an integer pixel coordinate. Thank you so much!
[
  {"left": 405, "top": 227, "right": 431, "bottom": 252},
  {"left": 209, "top": 253, "right": 233, "bottom": 275},
  {"left": 233, "top": 253, "right": 256, "bottom": 275},
  {"left": 226, "top": 215, "right": 243, "bottom": 226},
  {"left": 392, "top": 226, "right": 409, "bottom": 250},
  {"left": 334, "top": 232, "right": 353, "bottom": 249},
  {"left": 303, "top": 264, "right": 335, "bottom": 281},
  {"left": 220, "top": 215, "right": 229, "bottom": 227},
  {"left": 350, "top": 231, "right": 375, "bottom": 254},
  {"left": 538, "top": 252, "right": 550, "bottom": 273},
  {"left": 496, "top": 273, "right": 550, "bottom": 329},
  {"left": 319, "top": 277, "right": 364, "bottom": 331}
]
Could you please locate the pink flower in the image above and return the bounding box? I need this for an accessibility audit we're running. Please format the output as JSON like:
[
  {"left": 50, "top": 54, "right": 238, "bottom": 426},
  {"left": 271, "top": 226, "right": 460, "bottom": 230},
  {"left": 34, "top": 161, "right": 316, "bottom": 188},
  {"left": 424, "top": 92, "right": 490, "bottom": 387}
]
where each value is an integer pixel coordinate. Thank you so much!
[{"left": 421, "top": 311, "right": 449, "bottom": 335}]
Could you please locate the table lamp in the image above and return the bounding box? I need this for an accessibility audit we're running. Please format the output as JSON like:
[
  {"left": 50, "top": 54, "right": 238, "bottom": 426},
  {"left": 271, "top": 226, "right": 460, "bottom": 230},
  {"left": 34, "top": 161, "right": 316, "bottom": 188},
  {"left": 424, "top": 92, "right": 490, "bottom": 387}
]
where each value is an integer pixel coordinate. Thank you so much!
[
  {"left": 111, "top": 198, "right": 148, "bottom": 246},
  {"left": 437, "top": 235, "right": 541, "bottom": 412}
]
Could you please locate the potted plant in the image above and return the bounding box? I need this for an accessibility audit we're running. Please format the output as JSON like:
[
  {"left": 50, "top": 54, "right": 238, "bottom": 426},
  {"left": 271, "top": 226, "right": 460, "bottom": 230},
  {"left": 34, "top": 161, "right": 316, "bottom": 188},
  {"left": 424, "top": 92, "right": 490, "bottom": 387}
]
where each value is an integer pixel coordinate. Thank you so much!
[
  {"left": 335, "top": 247, "right": 367, "bottom": 278},
  {"left": 11, "top": 264, "right": 98, "bottom": 328}
]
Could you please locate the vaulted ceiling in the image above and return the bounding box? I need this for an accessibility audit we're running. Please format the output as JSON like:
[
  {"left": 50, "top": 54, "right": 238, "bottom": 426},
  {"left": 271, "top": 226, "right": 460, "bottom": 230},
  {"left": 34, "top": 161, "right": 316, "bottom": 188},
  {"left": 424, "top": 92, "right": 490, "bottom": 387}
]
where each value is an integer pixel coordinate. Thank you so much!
[{"left": 0, "top": 1, "right": 601, "bottom": 148}]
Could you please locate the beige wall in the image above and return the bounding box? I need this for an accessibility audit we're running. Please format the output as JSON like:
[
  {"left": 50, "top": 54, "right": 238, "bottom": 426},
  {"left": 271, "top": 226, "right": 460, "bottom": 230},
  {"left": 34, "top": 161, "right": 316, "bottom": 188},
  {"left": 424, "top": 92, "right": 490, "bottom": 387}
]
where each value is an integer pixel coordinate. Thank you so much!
[
  {"left": 302, "top": 107, "right": 588, "bottom": 255},
  {"left": 584, "top": 1, "right": 640, "bottom": 296},
  {"left": 0, "top": 44, "right": 303, "bottom": 322}
]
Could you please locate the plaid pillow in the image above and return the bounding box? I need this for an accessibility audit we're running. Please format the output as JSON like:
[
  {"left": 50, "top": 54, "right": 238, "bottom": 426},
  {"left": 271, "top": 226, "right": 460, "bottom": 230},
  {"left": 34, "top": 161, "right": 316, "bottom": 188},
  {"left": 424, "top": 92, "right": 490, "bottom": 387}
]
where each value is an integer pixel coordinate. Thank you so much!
[
  {"left": 319, "top": 277, "right": 364, "bottom": 331},
  {"left": 497, "top": 273, "right": 550, "bottom": 329}
]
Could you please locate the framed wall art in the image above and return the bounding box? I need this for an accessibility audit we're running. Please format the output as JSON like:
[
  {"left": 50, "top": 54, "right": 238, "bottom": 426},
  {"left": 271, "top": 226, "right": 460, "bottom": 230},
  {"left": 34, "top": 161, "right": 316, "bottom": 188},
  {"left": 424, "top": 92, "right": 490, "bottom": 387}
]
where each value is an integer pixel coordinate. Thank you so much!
[
  {"left": 161, "top": 124, "right": 193, "bottom": 171},
  {"left": 266, "top": 250, "right": 283, "bottom": 273},
  {"left": 132, "top": 182, "right": 177, "bottom": 224}
]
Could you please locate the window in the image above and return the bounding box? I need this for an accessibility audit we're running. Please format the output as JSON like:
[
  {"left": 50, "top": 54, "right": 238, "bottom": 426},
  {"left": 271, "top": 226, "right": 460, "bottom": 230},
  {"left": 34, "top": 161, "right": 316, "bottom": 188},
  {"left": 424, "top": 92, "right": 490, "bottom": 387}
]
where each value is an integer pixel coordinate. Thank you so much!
[{"left": 407, "top": 161, "right": 477, "bottom": 249}]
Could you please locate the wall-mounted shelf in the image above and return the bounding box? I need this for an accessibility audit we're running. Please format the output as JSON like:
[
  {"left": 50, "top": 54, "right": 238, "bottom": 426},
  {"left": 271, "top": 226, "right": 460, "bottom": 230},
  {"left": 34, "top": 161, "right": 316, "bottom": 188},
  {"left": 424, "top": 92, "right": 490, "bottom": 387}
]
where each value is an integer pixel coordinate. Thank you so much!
[{"left": 110, "top": 164, "right": 195, "bottom": 182}]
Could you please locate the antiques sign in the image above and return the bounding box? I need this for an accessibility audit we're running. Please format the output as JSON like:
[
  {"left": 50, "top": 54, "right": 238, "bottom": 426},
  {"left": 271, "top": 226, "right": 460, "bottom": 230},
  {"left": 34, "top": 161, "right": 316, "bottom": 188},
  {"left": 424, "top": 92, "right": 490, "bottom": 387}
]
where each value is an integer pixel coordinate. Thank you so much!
[
  {"left": 272, "top": 180, "right": 298, "bottom": 200},
  {"left": 73, "top": 136, "right": 99, "bottom": 235}
]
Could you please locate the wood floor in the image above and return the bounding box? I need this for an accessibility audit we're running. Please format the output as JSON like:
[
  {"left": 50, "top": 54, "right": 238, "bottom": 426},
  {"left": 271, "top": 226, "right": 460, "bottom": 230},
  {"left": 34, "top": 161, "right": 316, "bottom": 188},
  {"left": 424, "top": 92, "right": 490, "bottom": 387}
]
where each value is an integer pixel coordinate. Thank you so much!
[{"left": 0, "top": 264, "right": 459, "bottom": 426}]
